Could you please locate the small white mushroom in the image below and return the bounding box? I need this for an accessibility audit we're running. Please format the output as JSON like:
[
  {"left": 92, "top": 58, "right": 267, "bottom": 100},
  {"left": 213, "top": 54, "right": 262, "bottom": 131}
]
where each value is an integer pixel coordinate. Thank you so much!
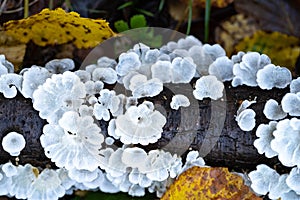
[
  {"left": 21, "top": 66, "right": 51, "bottom": 98},
  {"left": 0, "top": 74, "right": 23, "bottom": 98},
  {"left": 248, "top": 164, "right": 280, "bottom": 196},
  {"left": 2, "top": 162, "right": 18, "bottom": 177},
  {"left": 0, "top": 166, "right": 12, "bottom": 195},
  {"left": 116, "top": 52, "right": 141, "bottom": 76},
  {"left": 232, "top": 52, "right": 271, "bottom": 87},
  {"left": 171, "top": 57, "right": 196, "bottom": 83},
  {"left": 74, "top": 70, "right": 91, "bottom": 83},
  {"left": 257, "top": 64, "right": 292, "bottom": 90},
  {"left": 193, "top": 75, "right": 224, "bottom": 100},
  {"left": 129, "top": 75, "right": 163, "bottom": 98},
  {"left": 263, "top": 99, "right": 287, "bottom": 120},
  {"left": 177, "top": 35, "right": 202, "bottom": 50},
  {"left": 235, "top": 109, "right": 256, "bottom": 131},
  {"left": 180, "top": 151, "right": 205, "bottom": 173},
  {"left": 0, "top": 55, "right": 14, "bottom": 75},
  {"left": 2, "top": 132, "right": 25, "bottom": 156},
  {"left": 151, "top": 60, "right": 172, "bottom": 83},
  {"left": 281, "top": 92, "right": 300, "bottom": 116},
  {"left": 286, "top": 167, "right": 300, "bottom": 195},
  {"left": 208, "top": 56, "right": 234, "bottom": 81},
  {"left": 68, "top": 168, "right": 98, "bottom": 183},
  {"left": 290, "top": 77, "right": 300, "bottom": 93},
  {"left": 231, "top": 51, "right": 245, "bottom": 64},
  {"left": 92, "top": 67, "right": 118, "bottom": 84},
  {"left": 253, "top": 121, "right": 278, "bottom": 158},
  {"left": 97, "top": 56, "right": 117, "bottom": 68},
  {"left": 121, "top": 147, "right": 148, "bottom": 169},
  {"left": 45, "top": 58, "right": 75, "bottom": 74},
  {"left": 270, "top": 118, "right": 300, "bottom": 167},
  {"left": 170, "top": 94, "right": 190, "bottom": 110}
]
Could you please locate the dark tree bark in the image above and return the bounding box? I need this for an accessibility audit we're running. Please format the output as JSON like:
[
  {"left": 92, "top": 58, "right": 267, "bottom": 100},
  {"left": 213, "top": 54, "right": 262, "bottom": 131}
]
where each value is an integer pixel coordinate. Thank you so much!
[{"left": 0, "top": 82, "right": 291, "bottom": 173}]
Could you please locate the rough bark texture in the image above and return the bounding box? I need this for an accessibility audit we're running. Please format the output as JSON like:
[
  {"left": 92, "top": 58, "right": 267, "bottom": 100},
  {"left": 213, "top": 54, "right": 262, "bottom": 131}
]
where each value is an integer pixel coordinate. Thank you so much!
[{"left": 0, "top": 82, "right": 291, "bottom": 173}]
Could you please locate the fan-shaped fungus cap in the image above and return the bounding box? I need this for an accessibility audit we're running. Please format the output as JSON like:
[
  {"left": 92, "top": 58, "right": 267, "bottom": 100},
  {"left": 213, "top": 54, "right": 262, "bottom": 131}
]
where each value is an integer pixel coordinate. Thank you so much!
[
  {"left": 257, "top": 64, "right": 292, "bottom": 90},
  {"left": 129, "top": 74, "right": 163, "bottom": 98},
  {"left": 27, "top": 169, "right": 65, "bottom": 200},
  {"left": 40, "top": 111, "right": 104, "bottom": 171},
  {"left": 171, "top": 57, "right": 196, "bottom": 83},
  {"left": 32, "top": 71, "right": 86, "bottom": 123},
  {"left": 20, "top": 66, "right": 51, "bottom": 98},
  {"left": 116, "top": 52, "right": 141, "bottom": 76},
  {"left": 2, "top": 162, "right": 18, "bottom": 177},
  {"left": 263, "top": 99, "right": 287, "bottom": 120},
  {"left": 0, "top": 54, "right": 14, "bottom": 75},
  {"left": 0, "top": 74, "right": 22, "bottom": 98},
  {"left": 271, "top": 118, "right": 300, "bottom": 167},
  {"left": 115, "top": 102, "right": 166, "bottom": 145},
  {"left": 151, "top": 60, "right": 172, "bottom": 83},
  {"left": 254, "top": 121, "right": 278, "bottom": 158},
  {"left": 235, "top": 109, "right": 256, "bottom": 131},
  {"left": 45, "top": 58, "right": 75, "bottom": 74},
  {"left": 97, "top": 56, "right": 117, "bottom": 68},
  {"left": 121, "top": 147, "right": 148, "bottom": 169},
  {"left": 0, "top": 165, "right": 12, "bottom": 196},
  {"left": 4, "top": 8, "right": 115, "bottom": 48},
  {"left": 281, "top": 92, "right": 300, "bottom": 116},
  {"left": 208, "top": 56, "right": 234, "bottom": 81},
  {"left": 232, "top": 52, "right": 271, "bottom": 87},
  {"left": 2, "top": 132, "right": 25, "bottom": 156},
  {"left": 92, "top": 67, "right": 117, "bottom": 84},
  {"left": 170, "top": 94, "right": 190, "bottom": 110},
  {"left": 290, "top": 77, "right": 300, "bottom": 93},
  {"left": 248, "top": 164, "right": 280, "bottom": 196},
  {"left": 193, "top": 75, "right": 224, "bottom": 100},
  {"left": 286, "top": 167, "right": 300, "bottom": 195}
]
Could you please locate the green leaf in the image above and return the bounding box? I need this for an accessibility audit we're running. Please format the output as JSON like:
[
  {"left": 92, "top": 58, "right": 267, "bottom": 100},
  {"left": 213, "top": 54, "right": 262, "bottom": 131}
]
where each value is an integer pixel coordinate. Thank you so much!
[
  {"left": 129, "top": 14, "right": 147, "bottom": 29},
  {"left": 114, "top": 20, "right": 130, "bottom": 33}
]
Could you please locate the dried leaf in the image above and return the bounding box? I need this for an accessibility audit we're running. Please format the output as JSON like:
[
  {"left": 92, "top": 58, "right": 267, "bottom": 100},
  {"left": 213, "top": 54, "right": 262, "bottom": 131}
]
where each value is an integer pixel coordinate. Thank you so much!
[
  {"left": 235, "top": 0, "right": 300, "bottom": 37},
  {"left": 4, "top": 8, "right": 115, "bottom": 48},
  {"left": 235, "top": 30, "right": 300, "bottom": 71},
  {"left": 215, "top": 14, "right": 258, "bottom": 55},
  {"left": 161, "top": 166, "right": 262, "bottom": 200}
]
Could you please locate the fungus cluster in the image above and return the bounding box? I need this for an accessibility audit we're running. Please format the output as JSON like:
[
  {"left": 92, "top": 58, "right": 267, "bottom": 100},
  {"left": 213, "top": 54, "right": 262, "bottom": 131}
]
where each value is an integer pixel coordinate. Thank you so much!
[{"left": 0, "top": 31, "right": 299, "bottom": 200}]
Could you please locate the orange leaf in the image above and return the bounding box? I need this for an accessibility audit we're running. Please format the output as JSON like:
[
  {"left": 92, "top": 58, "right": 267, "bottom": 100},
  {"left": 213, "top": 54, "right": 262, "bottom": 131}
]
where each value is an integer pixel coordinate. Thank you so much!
[{"left": 161, "top": 166, "right": 262, "bottom": 200}]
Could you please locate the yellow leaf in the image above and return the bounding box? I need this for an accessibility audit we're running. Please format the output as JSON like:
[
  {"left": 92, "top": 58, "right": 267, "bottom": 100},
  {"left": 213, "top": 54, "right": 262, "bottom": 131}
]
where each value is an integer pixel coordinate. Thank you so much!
[
  {"left": 215, "top": 14, "right": 258, "bottom": 56},
  {"left": 161, "top": 166, "right": 262, "bottom": 200},
  {"left": 4, "top": 8, "right": 116, "bottom": 48},
  {"left": 235, "top": 30, "right": 300, "bottom": 71}
]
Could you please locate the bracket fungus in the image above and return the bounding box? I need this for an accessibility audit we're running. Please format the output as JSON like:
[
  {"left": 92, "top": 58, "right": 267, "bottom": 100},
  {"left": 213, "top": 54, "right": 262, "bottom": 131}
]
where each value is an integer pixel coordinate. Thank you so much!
[
  {"left": 232, "top": 52, "right": 271, "bottom": 87},
  {"left": 193, "top": 75, "right": 224, "bottom": 100},
  {"left": 0, "top": 73, "right": 23, "bottom": 98},
  {"left": 263, "top": 99, "right": 287, "bottom": 120},
  {"left": 256, "top": 64, "right": 292, "bottom": 90},
  {"left": 115, "top": 102, "right": 166, "bottom": 145},
  {"left": 281, "top": 92, "right": 300, "bottom": 116},
  {"left": 45, "top": 58, "right": 75, "bottom": 74},
  {"left": 170, "top": 94, "right": 190, "bottom": 110},
  {"left": 2, "top": 131, "right": 26, "bottom": 156}
]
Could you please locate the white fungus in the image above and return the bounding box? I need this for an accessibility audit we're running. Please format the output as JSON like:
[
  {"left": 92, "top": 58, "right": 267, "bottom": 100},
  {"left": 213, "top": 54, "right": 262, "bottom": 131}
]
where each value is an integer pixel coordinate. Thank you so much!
[
  {"left": 122, "top": 147, "right": 148, "bottom": 169},
  {"left": 27, "top": 169, "right": 65, "bottom": 200},
  {"left": 270, "top": 118, "right": 300, "bottom": 167},
  {"left": 0, "top": 54, "right": 14, "bottom": 75},
  {"left": 45, "top": 58, "right": 75, "bottom": 74},
  {"left": 0, "top": 73, "right": 23, "bottom": 98},
  {"left": 286, "top": 167, "right": 300, "bottom": 195},
  {"left": 115, "top": 102, "right": 166, "bottom": 145},
  {"left": 0, "top": 166, "right": 12, "bottom": 196},
  {"left": 20, "top": 66, "right": 51, "bottom": 98},
  {"left": 97, "top": 56, "right": 117, "bottom": 68},
  {"left": 32, "top": 71, "right": 86, "bottom": 123},
  {"left": 40, "top": 111, "right": 104, "bottom": 171},
  {"left": 232, "top": 52, "right": 271, "bottom": 87},
  {"left": 256, "top": 64, "right": 292, "bottom": 90},
  {"left": 208, "top": 56, "right": 234, "bottom": 81},
  {"left": 253, "top": 121, "right": 278, "bottom": 158},
  {"left": 2, "top": 162, "right": 18, "bottom": 177},
  {"left": 2, "top": 132, "right": 26, "bottom": 156},
  {"left": 116, "top": 52, "right": 141, "bottom": 76},
  {"left": 180, "top": 151, "right": 205, "bottom": 173},
  {"left": 151, "top": 60, "right": 172, "bottom": 83},
  {"left": 171, "top": 57, "right": 196, "bottom": 83},
  {"left": 193, "top": 75, "right": 224, "bottom": 100},
  {"left": 290, "top": 77, "right": 300, "bottom": 93},
  {"left": 281, "top": 92, "right": 300, "bottom": 116},
  {"left": 170, "top": 94, "right": 190, "bottom": 110},
  {"left": 129, "top": 74, "right": 163, "bottom": 98},
  {"left": 248, "top": 164, "right": 280, "bottom": 196},
  {"left": 74, "top": 70, "right": 91, "bottom": 83},
  {"left": 236, "top": 109, "right": 256, "bottom": 131},
  {"left": 68, "top": 168, "right": 99, "bottom": 183},
  {"left": 92, "top": 67, "right": 118, "bottom": 84},
  {"left": 263, "top": 99, "right": 287, "bottom": 120}
]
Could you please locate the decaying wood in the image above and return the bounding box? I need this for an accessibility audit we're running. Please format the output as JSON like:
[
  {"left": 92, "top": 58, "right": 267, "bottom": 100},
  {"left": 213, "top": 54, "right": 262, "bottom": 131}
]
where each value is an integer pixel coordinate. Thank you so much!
[{"left": 0, "top": 82, "right": 291, "bottom": 173}]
